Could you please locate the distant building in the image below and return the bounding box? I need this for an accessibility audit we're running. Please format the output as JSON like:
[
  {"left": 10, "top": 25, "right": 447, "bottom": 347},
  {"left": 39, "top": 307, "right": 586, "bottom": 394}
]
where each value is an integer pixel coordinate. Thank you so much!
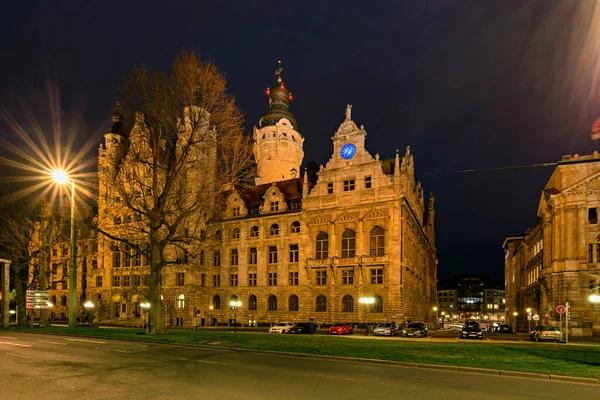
[
  {"left": 436, "top": 275, "right": 505, "bottom": 325},
  {"left": 504, "top": 153, "right": 600, "bottom": 336}
]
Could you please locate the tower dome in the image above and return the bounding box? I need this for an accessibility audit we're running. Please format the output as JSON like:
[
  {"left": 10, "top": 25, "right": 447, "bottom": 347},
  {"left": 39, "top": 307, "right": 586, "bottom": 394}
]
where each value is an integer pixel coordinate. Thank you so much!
[{"left": 259, "top": 66, "right": 298, "bottom": 130}]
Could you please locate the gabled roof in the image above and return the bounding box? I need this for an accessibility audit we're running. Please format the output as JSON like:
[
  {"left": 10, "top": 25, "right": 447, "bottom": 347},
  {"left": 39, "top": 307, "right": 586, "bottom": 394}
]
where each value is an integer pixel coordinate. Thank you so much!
[{"left": 239, "top": 178, "right": 312, "bottom": 206}]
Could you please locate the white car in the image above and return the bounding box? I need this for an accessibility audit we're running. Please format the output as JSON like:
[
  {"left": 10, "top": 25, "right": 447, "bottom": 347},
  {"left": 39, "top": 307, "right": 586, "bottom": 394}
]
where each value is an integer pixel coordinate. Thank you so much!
[{"left": 269, "top": 322, "right": 295, "bottom": 334}]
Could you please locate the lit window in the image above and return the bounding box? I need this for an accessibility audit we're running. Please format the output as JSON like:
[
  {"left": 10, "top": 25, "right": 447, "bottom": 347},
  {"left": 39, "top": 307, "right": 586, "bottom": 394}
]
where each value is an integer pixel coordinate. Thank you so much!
[{"left": 177, "top": 294, "right": 185, "bottom": 309}]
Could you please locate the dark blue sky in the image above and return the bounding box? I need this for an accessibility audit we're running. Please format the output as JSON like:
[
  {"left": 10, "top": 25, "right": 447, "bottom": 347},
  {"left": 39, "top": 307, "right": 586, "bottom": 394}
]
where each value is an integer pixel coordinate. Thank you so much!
[{"left": 1, "top": 1, "right": 599, "bottom": 282}]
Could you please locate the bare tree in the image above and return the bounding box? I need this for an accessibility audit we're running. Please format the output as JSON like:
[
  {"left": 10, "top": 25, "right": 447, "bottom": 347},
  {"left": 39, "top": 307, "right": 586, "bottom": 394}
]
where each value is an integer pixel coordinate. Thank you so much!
[{"left": 95, "top": 52, "right": 253, "bottom": 333}]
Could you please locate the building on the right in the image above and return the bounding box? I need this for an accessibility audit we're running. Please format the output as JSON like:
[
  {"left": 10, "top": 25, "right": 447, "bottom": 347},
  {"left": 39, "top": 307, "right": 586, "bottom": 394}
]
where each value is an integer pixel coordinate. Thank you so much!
[{"left": 503, "top": 152, "right": 600, "bottom": 337}]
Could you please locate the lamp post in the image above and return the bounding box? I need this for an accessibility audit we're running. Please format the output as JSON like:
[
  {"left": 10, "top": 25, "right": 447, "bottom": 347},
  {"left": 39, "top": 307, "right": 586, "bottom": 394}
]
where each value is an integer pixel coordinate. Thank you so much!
[
  {"left": 53, "top": 170, "right": 77, "bottom": 329},
  {"left": 433, "top": 306, "right": 438, "bottom": 329},
  {"left": 229, "top": 300, "right": 242, "bottom": 333},
  {"left": 359, "top": 296, "right": 375, "bottom": 336},
  {"left": 526, "top": 307, "right": 532, "bottom": 333},
  {"left": 141, "top": 302, "right": 151, "bottom": 334},
  {"left": 83, "top": 301, "right": 94, "bottom": 323},
  {"left": 441, "top": 311, "right": 445, "bottom": 329},
  {"left": 209, "top": 305, "right": 214, "bottom": 326}
]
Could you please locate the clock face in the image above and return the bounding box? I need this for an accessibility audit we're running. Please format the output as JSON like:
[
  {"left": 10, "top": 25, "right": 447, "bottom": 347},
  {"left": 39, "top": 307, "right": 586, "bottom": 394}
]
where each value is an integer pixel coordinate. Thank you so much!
[{"left": 340, "top": 143, "right": 357, "bottom": 159}]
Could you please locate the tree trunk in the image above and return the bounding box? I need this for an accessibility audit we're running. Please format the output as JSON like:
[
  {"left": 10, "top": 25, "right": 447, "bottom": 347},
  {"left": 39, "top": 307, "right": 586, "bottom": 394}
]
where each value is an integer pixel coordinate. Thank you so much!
[
  {"left": 38, "top": 213, "right": 52, "bottom": 327},
  {"left": 13, "top": 271, "right": 27, "bottom": 325},
  {"left": 149, "top": 243, "right": 165, "bottom": 334}
]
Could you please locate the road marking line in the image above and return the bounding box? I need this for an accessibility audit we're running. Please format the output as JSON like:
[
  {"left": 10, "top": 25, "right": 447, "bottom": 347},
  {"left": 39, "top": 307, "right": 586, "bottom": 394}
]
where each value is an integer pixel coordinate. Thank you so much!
[
  {"left": 220, "top": 362, "right": 228, "bottom": 365},
  {"left": 66, "top": 338, "right": 106, "bottom": 344},
  {"left": 196, "top": 360, "right": 217, "bottom": 364},
  {"left": 139, "top": 345, "right": 148, "bottom": 347},
  {"left": 0, "top": 341, "right": 32, "bottom": 348},
  {"left": 6, "top": 352, "right": 34, "bottom": 359},
  {"left": 179, "top": 358, "right": 188, "bottom": 361},
  {"left": 114, "top": 350, "right": 131, "bottom": 353},
  {"left": 0, "top": 336, "right": 19, "bottom": 340},
  {"left": 37, "top": 340, "right": 67, "bottom": 346}
]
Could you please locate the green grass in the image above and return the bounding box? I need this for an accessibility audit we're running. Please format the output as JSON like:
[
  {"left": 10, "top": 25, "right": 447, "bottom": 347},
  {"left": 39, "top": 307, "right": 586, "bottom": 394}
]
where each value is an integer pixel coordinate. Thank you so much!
[{"left": 12, "top": 325, "right": 600, "bottom": 379}]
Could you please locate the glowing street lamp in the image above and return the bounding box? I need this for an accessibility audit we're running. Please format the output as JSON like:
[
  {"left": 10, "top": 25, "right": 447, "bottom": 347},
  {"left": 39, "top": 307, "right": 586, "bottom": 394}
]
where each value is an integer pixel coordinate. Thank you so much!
[
  {"left": 230, "top": 300, "right": 242, "bottom": 333},
  {"left": 526, "top": 307, "right": 532, "bottom": 333},
  {"left": 53, "top": 170, "right": 77, "bottom": 328},
  {"left": 209, "top": 305, "right": 214, "bottom": 326},
  {"left": 140, "top": 302, "right": 151, "bottom": 334},
  {"left": 590, "top": 295, "right": 600, "bottom": 303},
  {"left": 83, "top": 301, "right": 95, "bottom": 323},
  {"left": 359, "top": 296, "right": 375, "bottom": 336},
  {"left": 440, "top": 311, "right": 445, "bottom": 329}
]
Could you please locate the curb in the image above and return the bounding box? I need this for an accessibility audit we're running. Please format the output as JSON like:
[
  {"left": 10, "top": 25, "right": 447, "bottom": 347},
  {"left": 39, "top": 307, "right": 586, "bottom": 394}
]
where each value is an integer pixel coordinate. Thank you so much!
[{"left": 11, "top": 329, "right": 600, "bottom": 385}]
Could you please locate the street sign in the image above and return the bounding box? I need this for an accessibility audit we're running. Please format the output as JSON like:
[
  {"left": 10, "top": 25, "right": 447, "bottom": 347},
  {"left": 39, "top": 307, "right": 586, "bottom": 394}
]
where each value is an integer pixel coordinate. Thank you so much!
[
  {"left": 532, "top": 314, "right": 540, "bottom": 321},
  {"left": 556, "top": 305, "right": 566, "bottom": 314}
]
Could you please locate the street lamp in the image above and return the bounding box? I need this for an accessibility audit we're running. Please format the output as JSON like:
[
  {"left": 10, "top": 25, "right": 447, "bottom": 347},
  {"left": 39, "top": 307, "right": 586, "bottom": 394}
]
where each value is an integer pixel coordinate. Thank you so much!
[
  {"left": 526, "top": 307, "right": 532, "bottom": 333},
  {"left": 209, "top": 305, "right": 214, "bottom": 326},
  {"left": 53, "top": 170, "right": 77, "bottom": 329},
  {"left": 590, "top": 295, "right": 600, "bottom": 303},
  {"left": 440, "top": 311, "right": 445, "bottom": 330},
  {"left": 83, "top": 301, "right": 94, "bottom": 323},
  {"left": 359, "top": 296, "right": 375, "bottom": 336},
  {"left": 433, "top": 306, "right": 439, "bottom": 329},
  {"left": 140, "top": 302, "right": 151, "bottom": 334},
  {"left": 230, "top": 300, "right": 242, "bottom": 333}
]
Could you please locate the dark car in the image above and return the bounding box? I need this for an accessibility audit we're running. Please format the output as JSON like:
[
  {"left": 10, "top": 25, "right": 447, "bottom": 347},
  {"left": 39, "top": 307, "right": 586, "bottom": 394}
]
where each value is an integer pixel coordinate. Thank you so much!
[
  {"left": 497, "top": 324, "right": 513, "bottom": 333},
  {"left": 401, "top": 322, "right": 428, "bottom": 338},
  {"left": 461, "top": 321, "right": 483, "bottom": 340},
  {"left": 289, "top": 322, "right": 314, "bottom": 334}
]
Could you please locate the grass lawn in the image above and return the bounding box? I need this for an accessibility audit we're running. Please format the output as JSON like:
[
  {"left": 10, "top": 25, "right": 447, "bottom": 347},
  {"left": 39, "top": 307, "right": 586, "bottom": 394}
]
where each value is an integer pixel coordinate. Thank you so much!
[{"left": 11, "top": 325, "right": 600, "bottom": 379}]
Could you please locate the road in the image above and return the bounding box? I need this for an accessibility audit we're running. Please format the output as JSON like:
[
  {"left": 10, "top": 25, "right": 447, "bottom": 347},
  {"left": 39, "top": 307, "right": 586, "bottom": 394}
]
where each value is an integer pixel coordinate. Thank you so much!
[{"left": 0, "top": 331, "right": 598, "bottom": 400}]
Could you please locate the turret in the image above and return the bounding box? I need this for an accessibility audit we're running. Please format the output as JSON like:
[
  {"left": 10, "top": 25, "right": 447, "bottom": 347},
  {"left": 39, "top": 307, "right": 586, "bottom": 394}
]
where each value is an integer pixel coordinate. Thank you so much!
[{"left": 253, "top": 62, "right": 304, "bottom": 184}]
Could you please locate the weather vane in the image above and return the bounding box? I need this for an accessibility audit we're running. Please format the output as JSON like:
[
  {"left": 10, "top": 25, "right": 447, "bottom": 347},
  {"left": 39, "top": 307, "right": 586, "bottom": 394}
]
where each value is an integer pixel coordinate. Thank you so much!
[{"left": 274, "top": 60, "right": 283, "bottom": 83}]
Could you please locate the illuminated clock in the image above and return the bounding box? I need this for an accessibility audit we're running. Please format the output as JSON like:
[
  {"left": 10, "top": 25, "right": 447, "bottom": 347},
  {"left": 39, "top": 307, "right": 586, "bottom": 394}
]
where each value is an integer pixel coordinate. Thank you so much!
[{"left": 340, "top": 143, "right": 356, "bottom": 159}]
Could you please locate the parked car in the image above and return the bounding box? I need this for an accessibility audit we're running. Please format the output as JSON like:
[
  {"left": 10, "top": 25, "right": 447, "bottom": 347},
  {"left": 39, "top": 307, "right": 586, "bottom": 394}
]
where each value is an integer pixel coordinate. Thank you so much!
[
  {"left": 461, "top": 321, "right": 483, "bottom": 340},
  {"left": 373, "top": 322, "right": 398, "bottom": 336},
  {"left": 290, "top": 322, "right": 314, "bottom": 334},
  {"left": 497, "top": 324, "right": 513, "bottom": 333},
  {"left": 269, "top": 322, "right": 295, "bottom": 334},
  {"left": 530, "top": 325, "right": 562, "bottom": 342},
  {"left": 401, "top": 322, "right": 428, "bottom": 338},
  {"left": 328, "top": 322, "right": 353, "bottom": 335}
]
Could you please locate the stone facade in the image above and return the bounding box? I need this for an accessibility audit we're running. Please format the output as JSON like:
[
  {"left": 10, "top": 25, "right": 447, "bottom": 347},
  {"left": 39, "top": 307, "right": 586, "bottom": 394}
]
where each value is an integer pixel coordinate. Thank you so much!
[
  {"left": 36, "top": 75, "right": 438, "bottom": 328},
  {"left": 504, "top": 153, "right": 600, "bottom": 336}
]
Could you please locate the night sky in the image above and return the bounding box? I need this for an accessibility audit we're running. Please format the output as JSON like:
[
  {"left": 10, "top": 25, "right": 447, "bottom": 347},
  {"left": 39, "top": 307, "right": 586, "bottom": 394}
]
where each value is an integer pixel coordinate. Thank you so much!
[{"left": 1, "top": 1, "right": 599, "bottom": 282}]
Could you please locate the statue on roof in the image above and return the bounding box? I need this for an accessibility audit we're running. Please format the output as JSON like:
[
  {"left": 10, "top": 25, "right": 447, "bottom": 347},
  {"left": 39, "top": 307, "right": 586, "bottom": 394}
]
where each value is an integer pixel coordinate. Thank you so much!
[{"left": 345, "top": 104, "right": 352, "bottom": 121}]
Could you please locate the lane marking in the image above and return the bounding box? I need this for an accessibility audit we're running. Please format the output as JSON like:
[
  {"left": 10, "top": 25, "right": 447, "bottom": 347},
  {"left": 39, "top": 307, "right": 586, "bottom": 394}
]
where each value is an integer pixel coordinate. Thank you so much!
[
  {"left": 65, "top": 338, "right": 106, "bottom": 344},
  {"left": 179, "top": 357, "right": 189, "bottom": 361},
  {"left": 114, "top": 349, "right": 131, "bottom": 353},
  {"left": 196, "top": 360, "right": 217, "bottom": 364},
  {"left": 139, "top": 345, "right": 148, "bottom": 348},
  {"left": 0, "top": 336, "right": 19, "bottom": 340},
  {"left": 220, "top": 362, "right": 228, "bottom": 366},
  {"left": 37, "top": 340, "right": 67, "bottom": 346},
  {"left": 0, "top": 341, "right": 32, "bottom": 348},
  {"left": 6, "top": 352, "right": 34, "bottom": 359}
]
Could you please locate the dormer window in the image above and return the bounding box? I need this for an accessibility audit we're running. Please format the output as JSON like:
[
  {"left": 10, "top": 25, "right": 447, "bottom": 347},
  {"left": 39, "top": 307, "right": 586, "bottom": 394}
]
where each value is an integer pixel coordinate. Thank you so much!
[
  {"left": 232, "top": 207, "right": 240, "bottom": 217},
  {"left": 270, "top": 201, "right": 280, "bottom": 212}
]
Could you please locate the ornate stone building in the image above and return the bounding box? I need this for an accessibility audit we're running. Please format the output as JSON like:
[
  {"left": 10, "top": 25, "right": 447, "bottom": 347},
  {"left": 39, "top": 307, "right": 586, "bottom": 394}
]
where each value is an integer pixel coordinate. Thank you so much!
[
  {"left": 40, "top": 72, "right": 438, "bottom": 327},
  {"left": 504, "top": 153, "right": 600, "bottom": 336}
]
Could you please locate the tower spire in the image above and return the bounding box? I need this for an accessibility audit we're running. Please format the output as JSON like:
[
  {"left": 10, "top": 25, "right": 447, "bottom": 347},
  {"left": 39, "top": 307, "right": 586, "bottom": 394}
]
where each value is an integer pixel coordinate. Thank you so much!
[{"left": 275, "top": 60, "right": 283, "bottom": 84}]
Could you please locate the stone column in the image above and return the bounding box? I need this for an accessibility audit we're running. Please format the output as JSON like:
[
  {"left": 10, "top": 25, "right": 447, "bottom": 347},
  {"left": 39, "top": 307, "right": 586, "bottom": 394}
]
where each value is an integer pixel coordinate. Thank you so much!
[
  {"left": 553, "top": 209, "right": 561, "bottom": 260},
  {"left": 577, "top": 205, "right": 587, "bottom": 260},
  {"left": 560, "top": 208, "right": 567, "bottom": 260},
  {"left": 565, "top": 207, "right": 574, "bottom": 259},
  {"left": 543, "top": 216, "right": 552, "bottom": 267}
]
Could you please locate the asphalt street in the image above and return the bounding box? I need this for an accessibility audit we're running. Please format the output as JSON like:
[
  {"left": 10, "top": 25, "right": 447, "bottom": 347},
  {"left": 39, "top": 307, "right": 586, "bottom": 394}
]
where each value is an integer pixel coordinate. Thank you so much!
[{"left": 0, "top": 331, "right": 598, "bottom": 400}]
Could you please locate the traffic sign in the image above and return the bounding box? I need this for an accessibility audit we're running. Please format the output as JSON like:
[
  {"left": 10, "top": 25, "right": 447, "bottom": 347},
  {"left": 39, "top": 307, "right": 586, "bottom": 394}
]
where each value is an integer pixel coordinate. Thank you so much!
[
  {"left": 556, "top": 305, "right": 566, "bottom": 314},
  {"left": 532, "top": 314, "right": 540, "bottom": 320}
]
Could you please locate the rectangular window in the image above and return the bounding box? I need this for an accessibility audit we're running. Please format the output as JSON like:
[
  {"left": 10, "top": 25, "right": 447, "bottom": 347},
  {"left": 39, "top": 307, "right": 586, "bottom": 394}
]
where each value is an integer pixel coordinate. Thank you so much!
[
  {"left": 370, "top": 268, "right": 383, "bottom": 284},
  {"left": 144, "top": 275, "right": 150, "bottom": 286},
  {"left": 327, "top": 183, "right": 334, "bottom": 194},
  {"left": 96, "top": 276, "right": 102, "bottom": 287},
  {"left": 200, "top": 273, "right": 206, "bottom": 287},
  {"left": 52, "top": 248, "right": 58, "bottom": 256},
  {"left": 597, "top": 244, "right": 600, "bottom": 264},
  {"left": 230, "top": 273, "right": 238, "bottom": 287},
  {"left": 232, "top": 207, "right": 240, "bottom": 217},
  {"left": 125, "top": 250, "right": 131, "bottom": 267},
  {"left": 249, "top": 273, "right": 257, "bottom": 286},
  {"left": 133, "top": 252, "right": 141, "bottom": 266},
  {"left": 122, "top": 275, "right": 130, "bottom": 287},
  {"left": 200, "top": 250, "right": 205, "bottom": 266},
  {"left": 91, "top": 259, "right": 98, "bottom": 269},
  {"left": 289, "top": 244, "right": 299, "bottom": 263},
  {"left": 343, "top": 180, "right": 355, "bottom": 191},
  {"left": 289, "top": 271, "right": 299, "bottom": 286},
  {"left": 342, "top": 269, "right": 354, "bottom": 284},
  {"left": 248, "top": 247, "right": 257, "bottom": 265},
  {"left": 589, "top": 208, "right": 598, "bottom": 224},
  {"left": 365, "top": 176, "right": 372, "bottom": 189},
  {"left": 113, "top": 249, "right": 121, "bottom": 268},
  {"left": 113, "top": 276, "right": 120, "bottom": 287},
  {"left": 590, "top": 244, "right": 594, "bottom": 263},
  {"left": 268, "top": 246, "right": 278, "bottom": 264},
  {"left": 213, "top": 274, "right": 221, "bottom": 287},
  {"left": 213, "top": 250, "right": 221, "bottom": 267},
  {"left": 268, "top": 272, "right": 277, "bottom": 286},
  {"left": 132, "top": 275, "right": 140, "bottom": 286},
  {"left": 270, "top": 201, "right": 279, "bottom": 211},
  {"left": 176, "top": 272, "right": 185, "bottom": 286},
  {"left": 230, "top": 249, "right": 239, "bottom": 266},
  {"left": 316, "top": 270, "right": 327, "bottom": 285}
]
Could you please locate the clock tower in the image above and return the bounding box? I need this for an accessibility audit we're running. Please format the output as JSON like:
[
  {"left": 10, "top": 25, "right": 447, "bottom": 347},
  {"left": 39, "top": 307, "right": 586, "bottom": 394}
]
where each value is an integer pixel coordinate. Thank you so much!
[{"left": 330, "top": 104, "right": 369, "bottom": 167}]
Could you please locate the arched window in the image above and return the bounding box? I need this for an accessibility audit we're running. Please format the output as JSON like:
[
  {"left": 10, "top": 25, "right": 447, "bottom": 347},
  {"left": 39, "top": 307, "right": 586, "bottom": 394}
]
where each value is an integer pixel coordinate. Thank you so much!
[
  {"left": 248, "top": 295, "right": 257, "bottom": 311},
  {"left": 270, "top": 224, "right": 279, "bottom": 236},
  {"left": 316, "top": 231, "right": 328, "bottom": 259},
  {"left": 341, "top": 229, "right": 356, "bottom": 258},
  {"left": 316, "top": 295, "right": 327, "bottom": 312},
  {"left": 370, "top": 226, "right": 385, "bottom": 256},
  {"left": 268, "top": 295, "right": 277, "bottom": 311},
  {"left": 176, "top": 294, "right": 185, "bottom": 309},
  {"left": 250, "top": 226, "right": 259, "bottom": 238},
  {"left": 215, "top": 230, "right": 222, "bottom": 241},
  {"left": 50, "top": 295, "right": 56, "bottom": 306},
  {"left": 289, "top": 295, "right": 299, "bottom": 311},
  {"left": 230, "top": 294, "right": 238, "bottom": 303},
  {"left": 342, "top": 295, "right": 354, "bottom": 312},
  {"left": 371, "top": 295, "right": 383, "bottom": 313},
  {"left": 232, "top": 228, "right": 240, "bottom": 239},
  {"left": 213, "top": 295, "right": 221, "bottom": 310},
  {"left": 61, "top": 295, "right": 67, "bottom": 306},
  {"left": 291, "top": 221, "right": 301, "bottom": 233}
]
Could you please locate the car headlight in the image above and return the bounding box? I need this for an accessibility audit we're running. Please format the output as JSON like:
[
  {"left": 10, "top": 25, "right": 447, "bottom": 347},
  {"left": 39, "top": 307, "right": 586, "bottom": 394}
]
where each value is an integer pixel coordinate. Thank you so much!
[
  {"left": 402, "top": 330, "right": 407, "bottom": 333},
  {"left": 462, "top": 331, "right": 467, "bottom": 334}
]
